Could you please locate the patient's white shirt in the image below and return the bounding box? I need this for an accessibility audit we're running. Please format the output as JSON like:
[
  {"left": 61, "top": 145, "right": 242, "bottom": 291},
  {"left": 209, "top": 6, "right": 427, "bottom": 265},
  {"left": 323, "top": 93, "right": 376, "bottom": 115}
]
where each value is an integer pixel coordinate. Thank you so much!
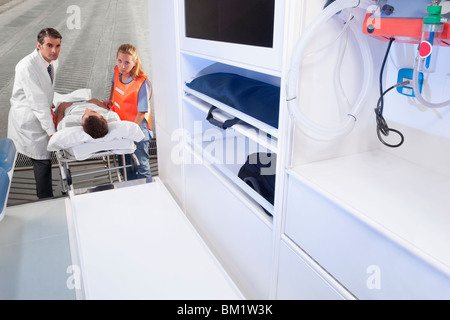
[{"left": 57, "top": 101, "right": 120, "bottom": 131}]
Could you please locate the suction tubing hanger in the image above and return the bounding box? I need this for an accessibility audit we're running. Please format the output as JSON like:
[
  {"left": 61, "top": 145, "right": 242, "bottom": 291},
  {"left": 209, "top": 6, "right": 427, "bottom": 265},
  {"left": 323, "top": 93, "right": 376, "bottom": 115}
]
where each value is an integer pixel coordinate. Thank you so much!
[{"left": 286, "top": 0, "right": 374, "bottom": 141}]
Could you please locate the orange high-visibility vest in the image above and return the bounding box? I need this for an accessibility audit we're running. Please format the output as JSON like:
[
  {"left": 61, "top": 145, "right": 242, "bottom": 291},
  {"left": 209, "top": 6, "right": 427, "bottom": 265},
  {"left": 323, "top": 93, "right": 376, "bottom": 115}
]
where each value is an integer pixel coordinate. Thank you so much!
[{"left": 112, "top": 66, "right": 152, "bottom": 130}]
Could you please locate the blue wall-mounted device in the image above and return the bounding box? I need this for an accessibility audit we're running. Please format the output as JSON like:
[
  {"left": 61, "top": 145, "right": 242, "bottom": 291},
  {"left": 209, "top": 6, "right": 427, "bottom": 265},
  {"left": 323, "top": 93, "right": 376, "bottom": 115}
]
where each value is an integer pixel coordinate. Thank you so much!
[{"left": 397, "top": 68, "right": 423, "bottom": 97}]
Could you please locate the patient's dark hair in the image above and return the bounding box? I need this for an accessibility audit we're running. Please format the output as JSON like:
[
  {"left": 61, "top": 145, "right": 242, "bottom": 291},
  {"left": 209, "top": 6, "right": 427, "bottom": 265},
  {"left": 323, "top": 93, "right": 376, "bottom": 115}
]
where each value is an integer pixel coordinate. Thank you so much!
[{"left": 82, "top": 115, "right": 109, "bottom": 139}]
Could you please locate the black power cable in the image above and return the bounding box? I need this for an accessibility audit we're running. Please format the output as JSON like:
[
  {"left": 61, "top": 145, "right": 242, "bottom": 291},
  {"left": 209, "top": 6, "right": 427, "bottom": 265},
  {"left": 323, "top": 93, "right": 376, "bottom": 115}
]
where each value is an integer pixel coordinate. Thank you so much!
[
  {"left": 323, "top": 0, "right": 336, "bottom": 9},
  {"left": 374, "top": 37, "right": 405, "bottom": 148}
]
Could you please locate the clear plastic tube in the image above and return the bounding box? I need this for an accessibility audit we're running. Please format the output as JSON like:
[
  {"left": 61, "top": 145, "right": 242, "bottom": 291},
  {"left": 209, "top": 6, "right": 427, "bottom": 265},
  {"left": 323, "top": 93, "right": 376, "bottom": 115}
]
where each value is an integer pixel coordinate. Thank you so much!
[
  {"left": 334, "top": 24, "right": 352, "bottom": 115},
  {"left": 286, "top": 0, "right": 374, "bottom": 141},
  {"left": 420, "top": 23, "right": 443, "bottom": 73},
  {"left": 304, "top": 13, "right": 352, "bottom": 115},
  {"left": 412, "top": 22, "right": 450, "bottom": 108},
  {"left": 303, "top": 13, "right": 352, "bottom": 59}
]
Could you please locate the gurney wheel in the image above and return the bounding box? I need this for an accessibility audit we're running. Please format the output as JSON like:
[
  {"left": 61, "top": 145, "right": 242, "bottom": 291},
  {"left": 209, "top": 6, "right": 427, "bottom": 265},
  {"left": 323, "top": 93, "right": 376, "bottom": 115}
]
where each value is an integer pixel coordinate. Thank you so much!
[
  {"left": 66, "top": 167, "right": 72, "bottom": 186},
  {"left": 131, "top": 154, "right": 139, "bottom": 173}
]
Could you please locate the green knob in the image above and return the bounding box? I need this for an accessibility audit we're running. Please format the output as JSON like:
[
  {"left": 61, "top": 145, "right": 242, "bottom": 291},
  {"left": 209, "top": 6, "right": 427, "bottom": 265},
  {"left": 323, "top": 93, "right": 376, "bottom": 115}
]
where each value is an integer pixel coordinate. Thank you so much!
[
  {"left": 424, "top": 5, "right": 442, "bottom": 24},
  {"left": 427, "top": 5, "right": 442, "bottom": 15}
]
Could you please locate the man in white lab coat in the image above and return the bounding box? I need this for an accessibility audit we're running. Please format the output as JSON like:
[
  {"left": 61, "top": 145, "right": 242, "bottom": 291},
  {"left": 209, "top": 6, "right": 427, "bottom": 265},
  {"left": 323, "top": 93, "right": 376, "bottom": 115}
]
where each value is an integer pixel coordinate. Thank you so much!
[{"left": 7, "top": 28, "right": 62, "bottom": 199}]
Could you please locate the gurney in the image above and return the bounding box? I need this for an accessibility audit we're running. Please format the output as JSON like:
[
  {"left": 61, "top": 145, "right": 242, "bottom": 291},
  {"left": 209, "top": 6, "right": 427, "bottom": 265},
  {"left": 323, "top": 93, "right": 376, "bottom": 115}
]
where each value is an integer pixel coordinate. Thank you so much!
[{"left": 48, "top": 89, "right": 145, "bottom": 194}]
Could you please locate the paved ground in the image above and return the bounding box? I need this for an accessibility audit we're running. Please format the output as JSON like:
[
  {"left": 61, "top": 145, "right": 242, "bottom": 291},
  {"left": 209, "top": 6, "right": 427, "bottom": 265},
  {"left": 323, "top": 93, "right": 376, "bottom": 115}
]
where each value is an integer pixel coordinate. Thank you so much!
[{"left": 0, "top": 0, "right": 157, "bottom": 205}]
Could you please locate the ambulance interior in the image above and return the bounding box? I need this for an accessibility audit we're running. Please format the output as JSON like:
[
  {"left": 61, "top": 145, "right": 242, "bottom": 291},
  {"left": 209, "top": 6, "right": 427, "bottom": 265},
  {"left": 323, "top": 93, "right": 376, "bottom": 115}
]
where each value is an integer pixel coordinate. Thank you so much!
[{"left": 1, "top": 0, "right": 450, "bottom": 300}]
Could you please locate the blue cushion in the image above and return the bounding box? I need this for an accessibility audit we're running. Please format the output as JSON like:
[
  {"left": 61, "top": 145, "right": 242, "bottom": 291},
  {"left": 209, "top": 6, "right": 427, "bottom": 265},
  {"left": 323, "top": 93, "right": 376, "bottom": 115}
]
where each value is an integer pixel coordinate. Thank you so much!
[
  {"left": 0, "top": 167, "right": 9, "bottom": 213},
  {"left": 186, "top": 73, "right": 280, "bottom": 129},
  {"left": 0, "top": 138, "right": 16, "bottom": 172}
]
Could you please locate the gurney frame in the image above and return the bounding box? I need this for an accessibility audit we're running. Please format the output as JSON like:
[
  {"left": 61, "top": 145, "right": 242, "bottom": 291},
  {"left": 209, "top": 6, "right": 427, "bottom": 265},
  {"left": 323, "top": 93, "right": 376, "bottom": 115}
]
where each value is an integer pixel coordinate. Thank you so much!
[{"left": 55, "top": 150, "right": 139, "bottom": 194}]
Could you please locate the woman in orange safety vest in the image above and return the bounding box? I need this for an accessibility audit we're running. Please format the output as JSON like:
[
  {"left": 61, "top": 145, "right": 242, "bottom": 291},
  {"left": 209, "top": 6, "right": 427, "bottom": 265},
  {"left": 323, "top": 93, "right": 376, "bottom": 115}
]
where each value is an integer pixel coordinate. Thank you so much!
[{"left": 106, "top": 43, "right": 153, "bottom": 181}]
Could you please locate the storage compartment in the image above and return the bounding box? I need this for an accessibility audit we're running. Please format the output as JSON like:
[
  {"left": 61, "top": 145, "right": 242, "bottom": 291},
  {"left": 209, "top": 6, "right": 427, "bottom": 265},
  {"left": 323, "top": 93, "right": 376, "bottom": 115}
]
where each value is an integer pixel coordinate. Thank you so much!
[
  {"left": 284, "top": 156, "right": 450, "bottom": 299},
  {"left": 184, "top": 154, "right": 273, "bottom": 299},
  {"left": 185, "top": 72, "right": 280, "bottom": 130},
  {"left": 181, "top": 56, "right": 280, "bottom": 215},
  {"left": 182, "top": 97, "right": 276, "bottom": 215},
  {"left": 181, "top": 54, "right": 281, "bottom": 136}
]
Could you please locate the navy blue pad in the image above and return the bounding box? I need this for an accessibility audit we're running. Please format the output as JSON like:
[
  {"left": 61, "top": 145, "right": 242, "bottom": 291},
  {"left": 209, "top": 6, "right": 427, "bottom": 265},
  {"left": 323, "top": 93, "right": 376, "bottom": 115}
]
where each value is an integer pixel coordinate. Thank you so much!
[{"left": 186, "top": 73, "right": 280, "bottom": 129}]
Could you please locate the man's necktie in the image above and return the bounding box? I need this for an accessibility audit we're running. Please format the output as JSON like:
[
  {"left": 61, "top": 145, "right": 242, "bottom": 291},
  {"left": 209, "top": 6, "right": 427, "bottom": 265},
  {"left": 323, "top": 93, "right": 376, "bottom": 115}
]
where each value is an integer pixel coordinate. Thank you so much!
[
  {"left": 47, "top": 64, "right": 53, "bottom": 83},
  {"left": 47, "top": 64, "right": 56, "bottom": 128}
]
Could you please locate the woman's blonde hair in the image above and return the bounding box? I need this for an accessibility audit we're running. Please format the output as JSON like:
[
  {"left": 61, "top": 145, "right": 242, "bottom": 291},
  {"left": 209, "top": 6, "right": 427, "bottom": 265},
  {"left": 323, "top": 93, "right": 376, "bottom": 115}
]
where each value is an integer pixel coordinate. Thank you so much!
[{"left": 117, "top": 43, "right": 145, "bottom": 79}]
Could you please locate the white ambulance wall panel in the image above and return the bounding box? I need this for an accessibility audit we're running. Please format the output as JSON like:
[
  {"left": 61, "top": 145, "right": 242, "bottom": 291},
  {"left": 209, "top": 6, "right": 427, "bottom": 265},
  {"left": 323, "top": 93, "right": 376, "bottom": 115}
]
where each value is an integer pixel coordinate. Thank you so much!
[
  {"left": 147, "top": 0, "right": 184, "bottom": 200},
  {"left": 148, "top": 0, "right": 180, "bottom": 134},
  {"left": 154, "top": 123, "right": 184, "bottom": 205}
]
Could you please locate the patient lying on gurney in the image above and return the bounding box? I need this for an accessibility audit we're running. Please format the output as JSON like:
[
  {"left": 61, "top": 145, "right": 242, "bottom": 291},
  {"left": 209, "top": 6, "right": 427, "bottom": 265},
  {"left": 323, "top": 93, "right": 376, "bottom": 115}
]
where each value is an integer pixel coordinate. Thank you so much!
[
  {"left": 55, "top": 99, "right": 120, "bottom": 138},
  {"left": 48, "top": 95, "right": 145, "bottom": 161}
]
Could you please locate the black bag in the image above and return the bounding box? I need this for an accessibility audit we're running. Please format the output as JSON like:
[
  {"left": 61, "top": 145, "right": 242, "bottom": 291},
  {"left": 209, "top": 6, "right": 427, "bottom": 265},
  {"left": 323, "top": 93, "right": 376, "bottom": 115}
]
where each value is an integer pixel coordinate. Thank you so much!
[{"left": 238, "top": 153, "right": 276, "bottom": 215}]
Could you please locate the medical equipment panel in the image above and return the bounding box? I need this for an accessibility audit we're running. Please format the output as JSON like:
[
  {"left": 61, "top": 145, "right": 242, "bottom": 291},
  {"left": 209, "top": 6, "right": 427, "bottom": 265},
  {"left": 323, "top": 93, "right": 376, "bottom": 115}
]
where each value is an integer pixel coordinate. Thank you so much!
[{"left": 363, "top": 0, "right": 450, "bottom": 45}]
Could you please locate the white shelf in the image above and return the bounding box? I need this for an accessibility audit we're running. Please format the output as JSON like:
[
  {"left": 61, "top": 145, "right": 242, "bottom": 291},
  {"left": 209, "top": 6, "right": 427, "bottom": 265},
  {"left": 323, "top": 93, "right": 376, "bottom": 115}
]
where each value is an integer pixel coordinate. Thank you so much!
[
  {"left": 183, "top": 94, "right": 278, "bottom": 153},
  {"left": 179, "top": 49, "right": 283, "bottom": 77},
  {"left": 288, "top": 149, "right": 450, "bottom": 275},
  {"left": 184, "top": 88, "right": 279, "bottom": 143}
]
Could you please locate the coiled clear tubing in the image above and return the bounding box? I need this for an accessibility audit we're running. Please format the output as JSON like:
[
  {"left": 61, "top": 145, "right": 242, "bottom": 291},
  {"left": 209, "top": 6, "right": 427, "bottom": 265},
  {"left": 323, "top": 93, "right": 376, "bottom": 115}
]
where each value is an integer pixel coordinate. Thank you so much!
[{"left": 286, "top": 0, "right": 373, "bottom": 141}]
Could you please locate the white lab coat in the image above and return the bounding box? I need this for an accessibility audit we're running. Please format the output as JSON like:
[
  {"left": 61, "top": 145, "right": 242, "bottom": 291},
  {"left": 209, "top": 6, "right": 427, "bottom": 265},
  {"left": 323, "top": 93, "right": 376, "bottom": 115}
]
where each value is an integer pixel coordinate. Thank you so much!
[{"left": 8, "top": 49, "right": 58, "bottom": 160}]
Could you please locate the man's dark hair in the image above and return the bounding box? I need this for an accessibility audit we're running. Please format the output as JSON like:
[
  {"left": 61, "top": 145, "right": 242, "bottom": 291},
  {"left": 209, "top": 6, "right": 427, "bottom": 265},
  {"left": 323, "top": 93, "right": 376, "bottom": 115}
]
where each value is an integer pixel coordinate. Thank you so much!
[
  {"left": 37, "top": 28, "right": 62, "bottom": 45},
  {"left": 82, "top": 115, "right": 109, "bottom": 139}
]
